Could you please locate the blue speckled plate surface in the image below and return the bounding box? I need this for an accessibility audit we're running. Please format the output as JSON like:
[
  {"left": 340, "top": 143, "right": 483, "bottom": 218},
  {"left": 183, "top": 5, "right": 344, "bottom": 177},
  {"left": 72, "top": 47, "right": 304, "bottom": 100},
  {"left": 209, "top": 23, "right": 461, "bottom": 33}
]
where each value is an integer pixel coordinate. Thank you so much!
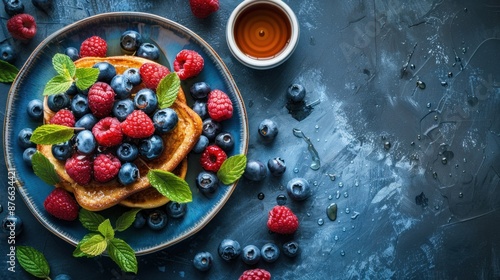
[{"left": 4, "top": 12, "right": 248, "bottom": 255}]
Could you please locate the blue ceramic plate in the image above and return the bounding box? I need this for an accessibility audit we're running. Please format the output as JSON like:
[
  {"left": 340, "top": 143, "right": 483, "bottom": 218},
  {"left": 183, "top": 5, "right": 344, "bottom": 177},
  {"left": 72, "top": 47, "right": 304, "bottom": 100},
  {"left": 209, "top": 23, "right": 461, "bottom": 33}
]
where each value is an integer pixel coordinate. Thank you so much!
[{"left": 4, "top": 12, "right": 248, "bottom": 255}]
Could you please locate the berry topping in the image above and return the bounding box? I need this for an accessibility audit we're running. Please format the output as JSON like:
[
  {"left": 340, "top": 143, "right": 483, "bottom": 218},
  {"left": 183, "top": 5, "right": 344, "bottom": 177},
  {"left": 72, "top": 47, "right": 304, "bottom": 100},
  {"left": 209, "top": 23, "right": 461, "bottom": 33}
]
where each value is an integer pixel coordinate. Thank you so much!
[
  {"left": 87, "top": 82, "right": 115, "bottom": 118},
  {"left": 75, "top": 130, "right": 96, "bottom": 155},
  {"left": 286, "top": 83, "right": 306, "bottom": 102},
  {"left": 193, "top": 251, "right": 213, "bottom": 272},
  {"left": 7, "top": 13, "right": 37, "bottom": 41},
  {"left": 189, "top": 0, "right": 219, "bottom": 19},
  {"left": 49, "top": 109, "right": 75, "bottom": 127},
  {"left": 120, "top": 110, "right": 155, "bottom": 139},
  {"left": 43, "top": 188, "right": 79, "bottom": 221},
  {"left": 196, "top": 171, "right": 219, "bottom": 198},
  {"left": 120, "top": 30, "right": 142, "bottom": 54},
  {"left": 80, "top": 35, "right": 107, "bottom": 57},
  {"left": 243, "top": 159, "right": 267, "bottom": 181},
  {"left": 139, "top": 62, "right": 170, "bottom": 89},
  {"left": 47, "top": 93, "right": 71, "bottom": 112},
  {"left": 239, "top": 268, "right": 271, "bottom": 280},
  {"left": 261, "top": 242, "right": 280, "bottom": 263},
  {"left": 134, "top": 88, "right": 158, "bottom": 114},
  {"left": 286, "top": 177, "right": 311, "bottom": 201},
  {"left": 3, "top": 0, "right": 25, "bottom": 17},
  {"left": 147, "top": 209, "right": 168, "bottom": 230},
  {"left": 258, "top": 119, "right": 278, "bottom": 143},
  {"left": 241, "top": 245, "right": 261, "bottom": 265},
  {"left": 137, "top": 42, "right": 160, "bottom": 61},
  {"left": 218, "top": 238, "right": 241, "bottom": 262},
  {"left": 92, "top": 117, "right": 123, "bottom": 147},
  {"left": 267, "top": 205, "right": 299, "bottom": 235},
  {"left": 200, "top": 145, "right": 227, "bottom": 172},
  {"left": 267, "top": 157, "right": 286, "bottom": 177},
  {"left": 65, "top": 154, "right": 93, "bottom": 186},
  {"left": 173, "top": 49, "right": 204, "bottom": 80},
  {"left": 93, "top": 153, "right": 121, "bottom": 183},
  {"left": 138, "top": 135, "right": 164, "bottom": 160},
  {"left": 207, "top": 89, "right": 233, "bottom": 122},
  {"left": 118, "top": 162, "right": 139, "bottom": 185}
]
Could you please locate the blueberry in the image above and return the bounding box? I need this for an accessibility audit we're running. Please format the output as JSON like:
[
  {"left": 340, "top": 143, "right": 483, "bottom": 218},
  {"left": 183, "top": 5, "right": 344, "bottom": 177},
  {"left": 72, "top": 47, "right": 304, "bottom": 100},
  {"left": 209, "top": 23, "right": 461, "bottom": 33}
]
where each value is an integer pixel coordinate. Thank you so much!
[
  {"left": 133, "top": 211, "right": 146, "bottom": 228},
  {"left": 18, "top": 128, "right": 34, "bottom": 148},
  {"left": 261, "top": 243, "right": 280, "bottom": 263},
  {"left": 26, "top": 99, "right": 44, "bottom": 121},
  {"left": 215, "top": 132, "right": 234, "bottom": 152},
  {"left": 47, "top": 93, "right": 70, "bottom": 112},
  {"left": 110, "top": 75, "right": 134, "bottom": 99},
  {"left": 190, "top": 82, "right": 211, "bottom": 100},
  {"left": 282, "top": 241, "right": 300, "bottom": 257},
  {"left": 153, "top": 108, "right": 178, "bottom": 134},
  {"left": 136, "top": 42, "right": 160, "bottom": 61},
  {"left": 51, "top": 141, "right": 73, "bottom": 160},
  {"left": 93, "top": 62, "right": 117, "bottom": 84},
  {"left": 0, "top": 41, "right": 17, "bottom": 63},
  {"left": 118, "top": 162, "right": 139, "bottom": 185},
  {"left": 147, "top": 209, "right": 168, "bottom": 231},
  {"left": 258, "top": 119, "right": 279, "bottom": 143},
  {"left": 53, "top": 274, "right": 72, "bottom": 280},
  {"left": 116, "top": 142, "right": 139, "bottom": 162},
  {"left": 32, "top": 0, "right": 53, "bottom": 14},
  {"left": 218, "top": 239, "right": 241, "bottom": 262},
  {"left": 243, "top": 159, "right": 267, "bottom": 181},
  {"left": 139, "top": 135, "right": 164, "bottom": 160},
  {"left": 165, "top": 201, "right": 187, "bottom": 219},
  {"left": 286, "top": 177, "right": 311, "bottom": 201},
  {"left": 202, "top": 118, "right": 221, "bottom": 141},
  {"left": 192, "top": 135, "right": 209, "bottom": 154},
  {"left": 2, "top": 214, "right": 23, "bottom": 236},
  {"left": 23, "top": 147, "right": 37, "bottom": 166},
  {"left": 241, "top": 244, "right": 261, "bottom": 265},
  {"left": 3, "top": 0, "right": 24, "bottom": 16},
  {"left": 286, "top": 83, "right": 306, "bottom": 102},
  {"left": 196, "top": 171, "right": 219, "bottom": 198},
  {"left": 65, "top": 83, "right": 80, "bottom": 96},
  {"left": 267, "top": 157, "right": 286, "bottom": 177},
  {"left": 74, "top": 113, "right": 97, "bottom": 130},
  {"left": 134, "top": 88, "right": 158, "bottom": 114},
  {"left": 112, "top": 99, "right": 134, "bottom": 121},
  {"left": 193, "top": 251, "right": 213, "bottom": 272},
  {"left": 120, "top": 30, "right": 142, "bottom": 54},
  {"left": 192, "top": 101, "right": 208, "bottom": 120},
  {"left": 70, "top": 94, "right": 89, "bottom": 118},
  {"left": 64, "top": 47, "right": 79, "bottom": 61},
  {"left": 75, "top": 130, "right": 96, "bottom": 155},
  {"left": 123, "top": 68, "right": 141, "bottom": 86}
]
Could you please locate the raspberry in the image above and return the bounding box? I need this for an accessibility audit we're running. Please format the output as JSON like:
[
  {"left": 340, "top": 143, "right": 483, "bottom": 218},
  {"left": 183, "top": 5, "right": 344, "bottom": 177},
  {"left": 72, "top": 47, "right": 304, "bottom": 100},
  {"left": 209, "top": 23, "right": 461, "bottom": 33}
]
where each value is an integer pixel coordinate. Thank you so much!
[
  {"left": 80, "top": 36, "right": 107, "bottom": 57},
  {"left": 49, "top": 109, "right": 75, "bottom": 127},
  {"left": 88, "top": 82, "right": 115, "bottom": 118},
  {"left": 200, "top": 145, "right": 227, "bottom": 172},
  {"left": 173, "top": 50, "right": 204, "bottom": 80},
  {"left": 267, "top": 205, "right": 299, "bottom": 235},
  {"left": 139, "top": 62, "right": 170, "bottom": 89},
  {"left": 7, "top": 14, "right": 37, "bottom": 41},
  {"left": 207, "top": 89, "right": 233, "bottom": 122},
  {"left": 93, "top": 153, "right": 121, "bottom": 183},
  {"left": 189, "top": 0, "right": 219, "bottom": 19},
  {"left": 239, "top": 268, "right": 271, "bottom": 280},
  {"left": 92, "top": 117, "right": 123, "bottom": 147},
  {"left": 43, "top": 188, "right": 79, "bottom": 221},
  {"left": 64, "top": 154, "right": 93, "bottom": 186},
  {"left": 120, "top": 110, "right": 155, "bottom": 139}
]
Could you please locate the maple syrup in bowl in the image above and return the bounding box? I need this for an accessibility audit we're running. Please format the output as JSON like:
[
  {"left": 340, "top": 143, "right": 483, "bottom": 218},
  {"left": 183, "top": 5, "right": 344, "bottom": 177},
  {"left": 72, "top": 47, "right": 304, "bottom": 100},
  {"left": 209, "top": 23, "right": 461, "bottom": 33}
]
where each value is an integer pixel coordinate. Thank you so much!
[{"left": 227, "top": 0, "right": 299, "bottom": 70}]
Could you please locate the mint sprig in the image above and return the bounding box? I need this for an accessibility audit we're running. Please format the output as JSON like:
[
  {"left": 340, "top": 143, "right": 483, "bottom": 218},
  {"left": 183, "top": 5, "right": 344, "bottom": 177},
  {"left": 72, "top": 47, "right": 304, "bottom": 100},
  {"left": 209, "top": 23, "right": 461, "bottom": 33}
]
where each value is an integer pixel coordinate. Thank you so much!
[
  {"left": 74, "top": 209, "right": 139, "bottom": 274},
  {"left": 0, "top": 60, "right": 19, "bottom": 83},
  {"left": 147, "top": 169, "right": 192, "bottom": 203},
  {"left": 16, "top": 246, "right": 50, "bottom": 279},
  {"left": 156, "top": 72, "right": 180, "bottom": 108},
  {"left": 30, "top": 124, "right": 75, "bottom": 145},
  {"left": 217, "top": 154, "right": 247, "bottom": 185},
  {"left": 43, "top": 53, "right": 98, "bottom": 95},
  {"left": 31, "top": 152, "right": 60, "bottom": 185}
]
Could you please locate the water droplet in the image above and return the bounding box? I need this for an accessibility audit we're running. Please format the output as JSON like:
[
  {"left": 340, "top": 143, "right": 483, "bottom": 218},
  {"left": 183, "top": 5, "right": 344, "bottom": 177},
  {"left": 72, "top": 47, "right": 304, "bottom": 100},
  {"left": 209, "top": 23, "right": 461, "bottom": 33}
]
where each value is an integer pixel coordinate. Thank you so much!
[
  {"left": 459, "top": 192, "right": 463, "bottom": 198},
  {"left": 276, "top": 194, "right": 287, "bottom": 205},
  {"left": 463, "top": 158, "right": 467, "bottom": 163},
  {"left": 354, "top": 180, "right": 359, "bottom": 187},
  {"left": 351, "top": 211, "right": 360, "bottom": 219},
  {"left": 441, "top": 81, "right": 448, "bottom": 87},
  {"left": 357, "top": 250, "right": 361, "bottom": 254},
  {"left": 467, "top": 95, "right": 479, "bottom": 106},
  {"left": 338, "top": 182, "right": 344, "bottom": 188},
  {"left": 328, "top": 194, "right": 333, "bottom": 200},
  {"left": 410, "top": 141, "right": 415, "bottom": 146},
  {"left": 306, "top": 212, "right": 311, "bottom": 217},
  {"left": 434, "top": 115, "right": 439, "bottom": 121},
  {"left": 340, "top": 250, "right": 345, "bottom": 256},
  {"left": 0, "top": 204, "right": 3, "bottom": 214},
  {"left": 426, "top": 102, "right": 432, "bottom": 108},
  {"left": 417, "top": 135, "right": 421, "bottom": 140},
  {"left": 455, "top": 164, "right": 459, "bottom": 169},
  {"left": 343, "top": 192, "right": 349, "bottom": 198},
  {"left": 345, "top": 207, "right": 350, "bottom": 214},
  {"left": 432, "top": 172, "right": 438, "bottom": 179},
  {"left": 334, "top": 235, "right": 339, "bottom": 241},
  {"left": 416, "top": 80, "right": 426, "bottom": 89},
  {"left": 257, "top": 192, "right": 265, "bottom": 200},
  {"left": 435, "top": 205, "right": 440, "bottom": 210},
  {"left": 441, "top": 157, "right": 448, "bottom": 165},
  {"left": 342, "top": 227, "right": 346, "bottom": 232},
  {"left": 293, "top": 167, "right": 299, "bottom": 173},
  {"left": 462, "top": 47, "right": 467, "bottom": 54},
  {"left": 410, "top": 64, "right": 416, "bottom": 70},
  {"left": 326, "top": 203, "right": 338, "bottom": 221},
  {"left": 317, "top": 218, "right": 324, "bottom": 226},
  {"left": 313, "top": 181, "right": 318, "bottom": 186},
  {"left": 315, "top": 124, "right": 319, "bottom": 130},
  {"left": 328, "top": 173, "right": 336, "bottom": 181},
  {"left": 335, "top": 191, "right": 341, "bottom": 199},
  {"left": 384, "top": 141, "right": 391, "bottom": 150},
  {"left": 448, "top": 72, "right": 453, "bottom": 78}
]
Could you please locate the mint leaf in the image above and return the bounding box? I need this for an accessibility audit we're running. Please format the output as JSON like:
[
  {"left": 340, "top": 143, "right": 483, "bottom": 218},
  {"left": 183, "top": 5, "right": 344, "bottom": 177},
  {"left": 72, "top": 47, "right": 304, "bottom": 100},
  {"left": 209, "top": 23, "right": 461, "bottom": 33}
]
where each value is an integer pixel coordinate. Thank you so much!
[
  {"left": 147, "top": 169, "right": 192, "bottom": 203},
  {"left": 43, "top": 74, "right": 73, "bottom": 95},
  {"left": 30, "top": 124, "right": 74, "bottom": 144},
  {"left": 108, "top": 238, "right": 138, "bottom": 274},
  {"left": 79, "top": 209, "right": 106, "bottom": 232},
  {"left": 98, "top": 219, "right": 114, "bottom": 240},
  {"left": 79, "top": 233, "right": 107, "bottom": 256},
  {"left": 115, "top": 208, "right": 141, "bottom": 232},
  {"left": 0, "top": 60, "right": 19, "bottom": 83},
  {"left": 52, "top": 53, "right": 76, "bottom": 78},
  {"left": 31, "top": 152, "right": 60, "bottom": 185},
  {"left": 75, "top": 67, "right": 99, "bottom": 90},
  {"left": 217, "top": 154, "right": 247, "bottom": 185},
  {"left": 157, "top": 73, "right": 180, "bottom": 108},
  {"left": 16, "top": 246, "right": 50, "bottom": 279},
  {"left": 73, "top": 233, "right": 99, "bottom": 257}
]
